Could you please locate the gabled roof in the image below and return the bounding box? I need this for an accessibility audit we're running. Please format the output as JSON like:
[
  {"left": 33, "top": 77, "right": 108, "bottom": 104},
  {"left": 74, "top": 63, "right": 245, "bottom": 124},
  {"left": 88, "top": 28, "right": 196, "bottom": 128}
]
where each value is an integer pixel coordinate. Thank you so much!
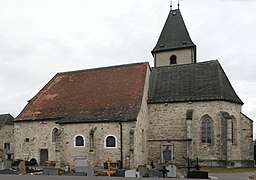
[
  {"left": 152, "top": 9, "right": 195, "bottom": 53},
  {"left": 0, "top": 114, "right": 14, "bottom": 127},
  {"left": 15, "top": 63, "right": 149, "bottom": 124},
  {"left": 148, "top": 60, "right": 243, "bottom": 104}
]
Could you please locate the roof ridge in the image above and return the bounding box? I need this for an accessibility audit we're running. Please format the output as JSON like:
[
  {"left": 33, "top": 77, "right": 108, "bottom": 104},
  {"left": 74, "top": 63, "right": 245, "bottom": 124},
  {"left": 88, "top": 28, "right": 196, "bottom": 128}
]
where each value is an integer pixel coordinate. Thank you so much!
[
  {"left": 153, "top": 60, "right": 219, "bottom": 69},
  {"left": 57, "top": 62, "right": 149, "bottom": 75},
  {"left": 0, "top": 113, "right": 11, "bottom": 116}
]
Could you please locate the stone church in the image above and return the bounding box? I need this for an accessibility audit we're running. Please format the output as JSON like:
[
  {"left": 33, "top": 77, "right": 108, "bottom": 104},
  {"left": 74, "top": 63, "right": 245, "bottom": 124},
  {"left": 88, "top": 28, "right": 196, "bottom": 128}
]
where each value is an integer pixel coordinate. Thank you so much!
[{"left": 13, "top": 8, "right": 254, "bottom": 170}]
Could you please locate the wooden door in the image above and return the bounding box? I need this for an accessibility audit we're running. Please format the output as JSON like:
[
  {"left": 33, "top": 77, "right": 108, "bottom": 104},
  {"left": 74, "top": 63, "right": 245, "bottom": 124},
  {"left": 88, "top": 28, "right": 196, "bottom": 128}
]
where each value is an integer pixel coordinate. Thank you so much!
[{"left": 40, "top": 149, "right": 48, "bottom": 166}]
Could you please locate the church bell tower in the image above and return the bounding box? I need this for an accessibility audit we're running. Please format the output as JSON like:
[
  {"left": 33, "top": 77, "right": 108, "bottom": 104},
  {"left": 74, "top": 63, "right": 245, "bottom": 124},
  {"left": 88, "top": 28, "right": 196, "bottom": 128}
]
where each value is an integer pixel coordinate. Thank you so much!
[{"left": 152, "top": 9, "right": 196, "bottom": 67}]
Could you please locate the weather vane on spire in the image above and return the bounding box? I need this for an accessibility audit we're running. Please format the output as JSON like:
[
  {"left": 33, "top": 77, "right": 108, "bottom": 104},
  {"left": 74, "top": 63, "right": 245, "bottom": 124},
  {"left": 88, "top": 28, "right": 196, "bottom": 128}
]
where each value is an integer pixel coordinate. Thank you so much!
[
  {"left": 178, "top": 0, "right": 180, "bottom": 9},
  {"left": 170, "top": 0, "right": 172, "bottom": 10}
]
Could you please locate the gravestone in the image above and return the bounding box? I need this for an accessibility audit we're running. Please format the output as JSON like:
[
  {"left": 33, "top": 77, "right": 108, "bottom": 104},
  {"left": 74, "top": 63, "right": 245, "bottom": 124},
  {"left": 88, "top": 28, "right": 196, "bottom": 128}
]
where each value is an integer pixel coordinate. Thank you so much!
[
  {"left": 187, "top": 171, "right": 209, "bottom": 179},
  {"left": 74, "top": 157, "right": 88, "bottom": 167},
  {"left": 115, "top": 169, "right": 126, "bottom": 177},
  {"left": 3, "top": 160, "right": 12, "bottom": 169},
  {"left": 0, "top": 162, "right": 3, "bottom": 170},
  {"left": 75, "top": 166, "right": 94, "bottom": 176},
  {"left": 149, "top": 169, "right": 163, "bottom": 178},
  {"left": 74, "top": 156, "right": 91, "bottom": 175},
  {"left": 125, "top": 169, "right": 140, "bottom": 177},
  {"left": 43, "top": 167, "right": 59, "bottom": 175},
  {"left": 137, "top": 165, "right": 148, "bottom": 177},
  {"left": 166, "top": 164, "right": 176, "bottom": 178}
]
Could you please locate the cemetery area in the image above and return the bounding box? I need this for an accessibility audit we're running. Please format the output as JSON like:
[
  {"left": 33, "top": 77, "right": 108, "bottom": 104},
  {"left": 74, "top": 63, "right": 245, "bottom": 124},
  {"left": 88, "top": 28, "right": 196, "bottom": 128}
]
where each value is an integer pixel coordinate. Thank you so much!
[{"left": 1, "top": 157, "right": 256, "bottom": 178}]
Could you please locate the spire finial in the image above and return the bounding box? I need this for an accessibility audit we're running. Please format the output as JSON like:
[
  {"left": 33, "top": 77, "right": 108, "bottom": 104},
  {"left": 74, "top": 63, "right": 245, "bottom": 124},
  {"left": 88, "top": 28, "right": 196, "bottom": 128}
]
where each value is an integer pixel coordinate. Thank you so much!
[
  {"left": 170, "top": 0, "right": 172, "bottom": 10},
  {"left": 178, "top": 0, "right": 180, "bottom": 9}
]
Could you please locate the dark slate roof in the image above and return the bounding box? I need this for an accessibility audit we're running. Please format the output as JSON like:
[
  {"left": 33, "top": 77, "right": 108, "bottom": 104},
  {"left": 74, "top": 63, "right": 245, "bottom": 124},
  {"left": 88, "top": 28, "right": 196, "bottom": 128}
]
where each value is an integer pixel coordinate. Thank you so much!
[
  {"left": 15, "top": 63, "right": 149, "bottom": 124},
  {"left": 152, "top": 9, "right": 195, "bottom": 53},
  {"left": 148, "top": 60, "right": 243, "bottom": 104},
  {"left": 0, "top": 114, "right": 14, "bottom": 127}
]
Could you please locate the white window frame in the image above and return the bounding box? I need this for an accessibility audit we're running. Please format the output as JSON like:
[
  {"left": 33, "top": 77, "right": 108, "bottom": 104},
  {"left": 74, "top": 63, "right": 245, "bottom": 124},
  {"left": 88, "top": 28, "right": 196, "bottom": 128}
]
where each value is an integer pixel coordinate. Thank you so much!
[
  {"left": 104, "top": 135, "right": 117, "bottom": 148},
  {"left": 74, "top": 134, "right": 86, "bottom": 147}
]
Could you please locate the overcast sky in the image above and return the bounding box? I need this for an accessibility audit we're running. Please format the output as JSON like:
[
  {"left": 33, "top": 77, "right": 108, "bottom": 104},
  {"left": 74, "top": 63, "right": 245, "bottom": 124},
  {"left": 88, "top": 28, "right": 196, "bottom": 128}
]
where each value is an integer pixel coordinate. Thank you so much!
[{"left": 0, "top": 0, "right": 255, "bottom": 135}]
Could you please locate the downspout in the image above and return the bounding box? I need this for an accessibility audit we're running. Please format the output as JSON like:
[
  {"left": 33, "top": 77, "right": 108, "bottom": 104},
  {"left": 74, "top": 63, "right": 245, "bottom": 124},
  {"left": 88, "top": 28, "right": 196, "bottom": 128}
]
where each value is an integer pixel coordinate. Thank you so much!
[{"left": 119, "top": 122, "right": 123, "bottom": 169}]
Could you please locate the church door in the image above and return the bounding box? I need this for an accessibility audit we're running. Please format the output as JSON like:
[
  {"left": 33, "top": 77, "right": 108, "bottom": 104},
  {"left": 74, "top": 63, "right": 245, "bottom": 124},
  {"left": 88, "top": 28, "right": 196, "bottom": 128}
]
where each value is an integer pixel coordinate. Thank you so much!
[{"left": 40, "top": 149, "right": 48, "bottom": 166}]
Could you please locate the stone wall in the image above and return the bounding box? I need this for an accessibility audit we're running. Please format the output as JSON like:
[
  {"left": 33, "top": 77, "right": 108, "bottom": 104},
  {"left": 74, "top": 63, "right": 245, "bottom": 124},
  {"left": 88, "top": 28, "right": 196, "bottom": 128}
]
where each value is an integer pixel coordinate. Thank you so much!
[
  {"left": 60, "top": 122, "right": 134, "bottom": 169},
  {"left": 0, "top": 124, "right": 14, "bottom": 160},
  {"left": 239, "top": 113, "right": 254, "bottom": 167},
  {"left": 14, "top": 120, "right": 147, "bottom": 170},
  {"left": 14, "top": 118, "right": 149, "bottom": 171},
  {"left": 148, "top": 100, "right": 253, "bottom": 167},
  {"left": 132, "top": 64, "right": 150, "bottom": 167},
  {"left": 14, "top": 121, "right": 59, "bottom": 163}
]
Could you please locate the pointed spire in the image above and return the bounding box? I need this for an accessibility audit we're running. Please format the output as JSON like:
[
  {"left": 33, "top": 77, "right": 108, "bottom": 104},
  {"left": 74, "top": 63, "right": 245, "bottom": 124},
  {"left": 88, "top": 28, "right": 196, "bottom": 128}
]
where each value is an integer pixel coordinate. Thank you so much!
[{"left": 152, "top": 9, "right": 195, "bottom": 53}]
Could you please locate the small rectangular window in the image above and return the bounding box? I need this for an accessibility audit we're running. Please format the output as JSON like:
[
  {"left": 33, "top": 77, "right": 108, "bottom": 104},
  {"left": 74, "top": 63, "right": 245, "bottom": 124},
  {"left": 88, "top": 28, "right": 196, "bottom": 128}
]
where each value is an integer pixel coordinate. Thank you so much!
[
  {"left": 186, "top": 110, "right": 193, "bottom": 120},
  {"left": 4, "top": 143, "right": 10, "bottom": 150},
  {"left": 142, "top": 129, "right": 145, "bottom": 152},
  {"left": 7, "top": 154, "right": 11, "bottom": 159},
  {"left": 25, "top": 138, "right": 30, "bottom": 142},
  {"left": 89, "top": 132, "right": 94, "bottom": 152}
]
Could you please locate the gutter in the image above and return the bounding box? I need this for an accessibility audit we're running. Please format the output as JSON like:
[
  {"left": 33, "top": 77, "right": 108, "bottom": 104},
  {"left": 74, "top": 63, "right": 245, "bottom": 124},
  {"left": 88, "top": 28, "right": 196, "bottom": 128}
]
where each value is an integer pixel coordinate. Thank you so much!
[{"left": 119, "top": 122, "right": 123, "bottom": 169}]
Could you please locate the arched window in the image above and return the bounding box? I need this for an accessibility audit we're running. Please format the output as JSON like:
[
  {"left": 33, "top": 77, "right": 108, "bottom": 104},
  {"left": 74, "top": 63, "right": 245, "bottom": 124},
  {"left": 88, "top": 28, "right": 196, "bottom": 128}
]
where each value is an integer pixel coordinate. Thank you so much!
[
  {"left": 201, "top": 116, "right": 212, "bottom": 144},
  {"left": 105, "top": 135, "right": 117, "bottom": 148},
  {"left": 74, "top": 135, "right": 85, "bottom": 147},
  {"left": 170, "top": 55, "right": 177, "bottom": 64},
  {"left": 51, "top": 127, "right": 59, "bottom": 143}
]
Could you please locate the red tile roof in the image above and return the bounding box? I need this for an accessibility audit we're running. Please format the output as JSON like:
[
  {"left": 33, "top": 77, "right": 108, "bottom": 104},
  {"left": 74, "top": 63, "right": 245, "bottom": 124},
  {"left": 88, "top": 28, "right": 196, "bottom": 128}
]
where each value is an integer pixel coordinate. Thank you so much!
[{"left": 16, "top": 62, "right": 149, "bottom": 123}]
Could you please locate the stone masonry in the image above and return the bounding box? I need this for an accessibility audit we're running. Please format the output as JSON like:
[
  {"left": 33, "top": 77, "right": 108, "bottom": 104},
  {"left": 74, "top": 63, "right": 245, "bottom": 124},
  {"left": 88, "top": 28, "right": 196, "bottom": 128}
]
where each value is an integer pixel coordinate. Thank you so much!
[
  {"left": 0, "top": 124, "right": 14, "bottom": 160},
  {"left": 148, "top": 100, "right": 254, "bottom": 167}
]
